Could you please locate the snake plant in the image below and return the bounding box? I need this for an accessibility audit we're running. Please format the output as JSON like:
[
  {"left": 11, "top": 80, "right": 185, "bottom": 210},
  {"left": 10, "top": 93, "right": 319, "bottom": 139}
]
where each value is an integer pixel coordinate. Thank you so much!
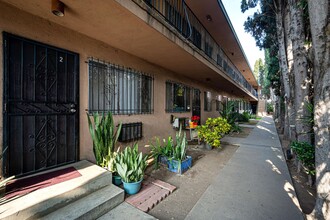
[
  {"left": 150, "top": 137, "right": 174, "bottom": 168},
  {"left": 87, "top": 112, "right": 122, "bottom": 172},
  {"left": 0, "top": 147, "right": 15, "bottom": 200},
  {"left": 116, "top": 143, "right": 148, "bottom": 183},
  {"left": 168, "top": 126, "right": 188, "bottom": 173}
]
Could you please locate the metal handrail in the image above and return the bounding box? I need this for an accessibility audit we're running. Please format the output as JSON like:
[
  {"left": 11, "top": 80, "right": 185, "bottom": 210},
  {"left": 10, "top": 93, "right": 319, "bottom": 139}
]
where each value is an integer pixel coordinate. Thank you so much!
[{"left": 138, "top": 0, "right": 257, "bottom": 98}]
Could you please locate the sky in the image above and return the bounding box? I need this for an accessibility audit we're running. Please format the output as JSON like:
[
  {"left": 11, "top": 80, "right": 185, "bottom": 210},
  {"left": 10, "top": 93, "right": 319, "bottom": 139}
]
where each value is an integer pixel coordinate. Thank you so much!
[{"left": 221, "top": 0, "right": 264, "bottom": 71}]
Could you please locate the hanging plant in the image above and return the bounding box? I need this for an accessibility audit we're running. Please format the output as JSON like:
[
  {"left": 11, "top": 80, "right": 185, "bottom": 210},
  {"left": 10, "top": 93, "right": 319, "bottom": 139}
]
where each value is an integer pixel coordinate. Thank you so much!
[{"left": 176, "top": 86, "right": 184, "bottom": 97}]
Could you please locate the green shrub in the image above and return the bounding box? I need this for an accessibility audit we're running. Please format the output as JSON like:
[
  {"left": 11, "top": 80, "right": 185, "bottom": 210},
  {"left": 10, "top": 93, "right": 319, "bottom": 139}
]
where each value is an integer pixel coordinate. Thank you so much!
[
  {"left": 197, "top": 117, "right": 231, "bottom": 148},
  {"left": 267, "top": 103, "right": 274, "bottom": 113},
  {"left": 238, "top": 111, "right": 250, "bottom": 122},
  {"left": 219, "top": 101, "right": 237, "bottom": 126},
  {"left": 290, "top": 141, "right": 315, "bottom": 175}
]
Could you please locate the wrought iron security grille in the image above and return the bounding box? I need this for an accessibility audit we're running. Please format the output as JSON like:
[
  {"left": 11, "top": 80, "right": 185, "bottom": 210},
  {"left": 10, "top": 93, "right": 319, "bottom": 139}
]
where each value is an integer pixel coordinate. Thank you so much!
[
  {"left": 3, "top": 33, "right": 79, "bottom": 177},
  {"left": 118, "top": 122, "right": 143, "bottom": 142},
  {"left": 88, "top": 58, "right": 154, "bottom": 114},
  {"left": 165, "top": 81, "right": 191, "bottom": 112}
]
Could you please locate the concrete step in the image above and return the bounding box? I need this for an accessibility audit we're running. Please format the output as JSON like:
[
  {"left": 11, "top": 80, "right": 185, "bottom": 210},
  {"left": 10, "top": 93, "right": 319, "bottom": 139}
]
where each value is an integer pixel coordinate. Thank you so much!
[
  {"left": 98, "top": 202, "right": 157, "bottom": 220},
  {"left": 0, "top": 160, "right": 113, "bottom": 220},
  {"left": 41, "top": 184, "right": 124, "bottom": 220}
]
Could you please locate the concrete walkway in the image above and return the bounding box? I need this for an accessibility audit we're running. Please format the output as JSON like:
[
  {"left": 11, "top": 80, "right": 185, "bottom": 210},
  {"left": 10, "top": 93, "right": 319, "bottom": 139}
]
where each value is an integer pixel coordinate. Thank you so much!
[{"left": 185, "top": 116, "right": 303, "bottom": 220}]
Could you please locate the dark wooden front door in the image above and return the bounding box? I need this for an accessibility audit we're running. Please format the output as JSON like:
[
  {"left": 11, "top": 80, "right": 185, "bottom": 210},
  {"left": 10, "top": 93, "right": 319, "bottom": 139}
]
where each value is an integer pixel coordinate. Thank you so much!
[
  {"left": 192, "top": 88, "right": 201, "bottom": 124},
  {"left": 3, "top": 33, "right": 79, "bottom": 177}
]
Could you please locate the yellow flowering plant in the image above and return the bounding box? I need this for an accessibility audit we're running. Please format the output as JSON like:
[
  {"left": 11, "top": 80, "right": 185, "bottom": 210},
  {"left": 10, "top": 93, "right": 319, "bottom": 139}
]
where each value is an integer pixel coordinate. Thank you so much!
[{"left": 197, "top": 117, "right": 231, "bottom": 148}]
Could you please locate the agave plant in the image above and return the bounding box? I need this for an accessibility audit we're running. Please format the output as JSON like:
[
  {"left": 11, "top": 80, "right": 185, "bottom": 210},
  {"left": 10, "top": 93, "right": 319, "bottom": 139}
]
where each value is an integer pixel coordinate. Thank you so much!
[
  {"left": 87, "top": 112, "right": 122, "bottom": 172},
  {"left": 150, "top": 136, "right": 175, "bottom": 169},
  {"left": 0, "top": 147, "right": 15, "bottom": 199},
  {"left": 219, "top": 101, "right": 238, "bottom": 127},
  {"left": 173, "top": 127, "right": 187, "bottom": 161},
  {"left": 116, "top": 143, "right": 148, "bottom": 183},
  {"left": 167, "top": 126, "right": 188, "bottom": 173}
]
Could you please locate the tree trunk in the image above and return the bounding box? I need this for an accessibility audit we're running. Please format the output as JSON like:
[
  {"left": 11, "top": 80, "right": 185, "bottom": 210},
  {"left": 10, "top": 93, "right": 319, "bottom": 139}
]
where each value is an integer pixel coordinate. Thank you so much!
[
  {"left": 289, "top": 0, "right": 312, "bottom": 144},
  {"left": 307, "top": 0, "right": 330, "bottom": 219},
  {"left": 284, "top": 5, "right": 297, "bottom": 140},
  {"left": 276, "top": 2, "right": 292, "bottom": 140}
]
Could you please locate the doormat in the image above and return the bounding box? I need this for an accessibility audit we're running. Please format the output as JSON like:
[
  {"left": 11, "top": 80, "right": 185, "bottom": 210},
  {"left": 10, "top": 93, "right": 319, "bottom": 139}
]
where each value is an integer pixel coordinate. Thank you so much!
[
  {"left": 125, "top": 177, "right": 176, "bottom": 212},
  {"left": 4, "top": 167, "right": 81, "bottom": 200}
]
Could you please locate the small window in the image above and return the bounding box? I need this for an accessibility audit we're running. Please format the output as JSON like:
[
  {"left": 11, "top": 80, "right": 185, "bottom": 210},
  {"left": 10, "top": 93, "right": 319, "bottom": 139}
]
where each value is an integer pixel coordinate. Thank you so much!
[
  {"left": 216, "top": 95, "right": 223, "bottom": 111},
  {"left": 166, "top": 81, "right": 191, "bottom": 112},
  {"left": 204, "top": 91, "right": 212, "bottom": 111},
  {"left": 88, "top": 60, "right": 153, "bottom": 115}
]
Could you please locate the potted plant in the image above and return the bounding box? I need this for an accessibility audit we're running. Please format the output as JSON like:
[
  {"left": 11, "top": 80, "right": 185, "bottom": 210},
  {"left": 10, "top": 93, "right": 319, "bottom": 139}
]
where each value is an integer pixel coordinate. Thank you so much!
[
  {"left": 190, "top": 115, "right": 200, "bottom": 128},
  {"left": 0, "top": 147, "right": 15, "bottom": 199},
  {"left": 87, "top": 112, "right": 122, "bottom": 186},
  {"left": 150, "top": 137, "right": 173, "bottom": 168},
  {"left": 197, "top": 117, "right": 231, "bottom": 149},
  {"left": 116, "top": 143, "right": 148, "bottom": 195},
  {"left": 167, "top": 128, "right": 192, "bottom": 174}
]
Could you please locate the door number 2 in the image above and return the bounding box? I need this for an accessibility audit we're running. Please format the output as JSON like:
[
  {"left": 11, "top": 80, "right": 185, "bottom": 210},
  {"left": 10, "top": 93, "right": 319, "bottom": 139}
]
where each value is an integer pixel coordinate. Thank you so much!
[{"left": 59, "top": 56, "right": 64, "bottom": 63}]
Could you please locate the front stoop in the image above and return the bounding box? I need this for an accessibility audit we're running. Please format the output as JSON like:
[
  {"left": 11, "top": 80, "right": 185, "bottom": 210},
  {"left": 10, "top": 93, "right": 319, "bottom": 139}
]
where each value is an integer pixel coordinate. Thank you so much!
[
  {"left": 98, "top": 202, "right": 157, "bottom": 220},
  {"left": 0, "top": 160, "right": 124, "bottom": 220},
  {"left": 41, "top": 184, "right": 124, "bottom": 220}
]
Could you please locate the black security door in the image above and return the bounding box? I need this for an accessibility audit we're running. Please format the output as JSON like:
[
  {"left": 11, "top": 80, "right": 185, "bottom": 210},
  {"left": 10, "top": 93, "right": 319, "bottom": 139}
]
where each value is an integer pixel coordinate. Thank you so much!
[
  {"left": 3, "top": 33, "right": 79, "bottom": 177},
  {"left": 192, "top": 88, "right": 201, "bottom": 124}
]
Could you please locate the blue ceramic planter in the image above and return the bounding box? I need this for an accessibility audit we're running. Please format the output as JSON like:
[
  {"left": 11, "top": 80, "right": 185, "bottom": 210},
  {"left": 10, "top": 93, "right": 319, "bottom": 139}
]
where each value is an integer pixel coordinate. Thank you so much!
[
  {"left": 112, "top": 175, "right": 122, "bottom": 186},
  {"left": 167, "top": 156, "right": 192, "bottom": 174},
  {"left": 122, "top": 179, "right": 143, "bottom": 195},
  {"left": 158, "top": 155, "right": 168, "bottom": 165}
]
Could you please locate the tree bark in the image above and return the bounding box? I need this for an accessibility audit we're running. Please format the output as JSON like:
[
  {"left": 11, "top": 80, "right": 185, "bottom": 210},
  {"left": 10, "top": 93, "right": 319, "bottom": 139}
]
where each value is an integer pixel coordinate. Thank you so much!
[
  {"left": 275, "top": 1, "right": 292, "bottom": 140},
  {"left": 307, "top": 0, "right": 330, "bottom": 219},
  {"left": 284, "top": 5, "right": 297, "bottom": 140},
  {"left": 289, "top": 0, "right": 312, "bottom": 143}
]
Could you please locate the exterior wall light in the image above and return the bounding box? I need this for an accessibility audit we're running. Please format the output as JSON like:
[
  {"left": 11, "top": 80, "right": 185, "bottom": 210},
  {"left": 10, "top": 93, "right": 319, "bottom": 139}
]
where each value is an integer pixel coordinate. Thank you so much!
[
  {"left": 206, "top": 15, "right": 212, "bottom": 22},
  {"left": 51, "top": 0, "right": 65, "bottom": 17}
]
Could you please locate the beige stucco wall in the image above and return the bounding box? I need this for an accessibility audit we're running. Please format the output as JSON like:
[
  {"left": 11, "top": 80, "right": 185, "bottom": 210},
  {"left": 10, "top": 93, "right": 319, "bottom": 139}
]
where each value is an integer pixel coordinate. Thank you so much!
[{"left": 0, "top": 2, "right": 241, "bottom": 170}]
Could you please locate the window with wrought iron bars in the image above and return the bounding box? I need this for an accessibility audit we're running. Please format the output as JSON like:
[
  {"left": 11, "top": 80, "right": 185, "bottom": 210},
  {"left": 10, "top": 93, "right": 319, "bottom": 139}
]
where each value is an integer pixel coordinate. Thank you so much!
[
  {"left": 216, "top": 95, "right": 223, "bottom": 111},
  {"left": 166, "top": 81, "right": 191, "bottom": 112},
  {"left": 204, "top": 91, "right": 212, "bottom": 112},
  {"left": 88, "top": 59, "right": 154, "bottom": 114}
]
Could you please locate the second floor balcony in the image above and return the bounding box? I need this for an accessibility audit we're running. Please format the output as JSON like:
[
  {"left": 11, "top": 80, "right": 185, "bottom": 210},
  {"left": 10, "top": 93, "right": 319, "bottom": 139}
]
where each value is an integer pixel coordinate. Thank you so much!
[
  {"left": 140, "top": 0, "right": 258, "bottom": 99},
  {"left": 2, "top": 0, "right": 258, "bottom": 100}
]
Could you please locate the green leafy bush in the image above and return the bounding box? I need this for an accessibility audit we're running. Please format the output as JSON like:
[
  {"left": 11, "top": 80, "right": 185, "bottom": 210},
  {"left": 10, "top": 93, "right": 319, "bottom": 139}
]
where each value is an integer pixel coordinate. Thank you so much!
[
  {"left": 238, "top": 111, "right": 250, "bottom": 122},
  {"left": 290, "top": 141, "right": 315, "bottom": 175},
  {"left": 116, "top": 143, "right": 148, "bottom": 183},
  {"left": 267, "top": 103, "right": 274, "bottom": 113},
  {"left": 197, "top": 117, "right": 231, "bottom": 148},
  {"left": 87, "top": 112, "right": 122, "bottom": 172},
  {"left": 219, "top": 101, "right": 239, "bottom": 131}
]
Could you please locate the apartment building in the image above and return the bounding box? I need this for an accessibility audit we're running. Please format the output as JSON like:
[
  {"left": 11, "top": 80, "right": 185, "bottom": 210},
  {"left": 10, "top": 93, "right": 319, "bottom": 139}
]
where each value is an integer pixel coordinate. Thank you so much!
[{"left": 0, "top": 0, "right": 258, "bottom": 177}]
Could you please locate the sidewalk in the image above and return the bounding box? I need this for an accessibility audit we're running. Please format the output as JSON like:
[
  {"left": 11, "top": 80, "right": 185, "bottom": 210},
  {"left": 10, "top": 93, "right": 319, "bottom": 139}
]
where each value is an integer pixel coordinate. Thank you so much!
[{"left": 185, "top": 116, "right": 304, "bottom": 220}]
